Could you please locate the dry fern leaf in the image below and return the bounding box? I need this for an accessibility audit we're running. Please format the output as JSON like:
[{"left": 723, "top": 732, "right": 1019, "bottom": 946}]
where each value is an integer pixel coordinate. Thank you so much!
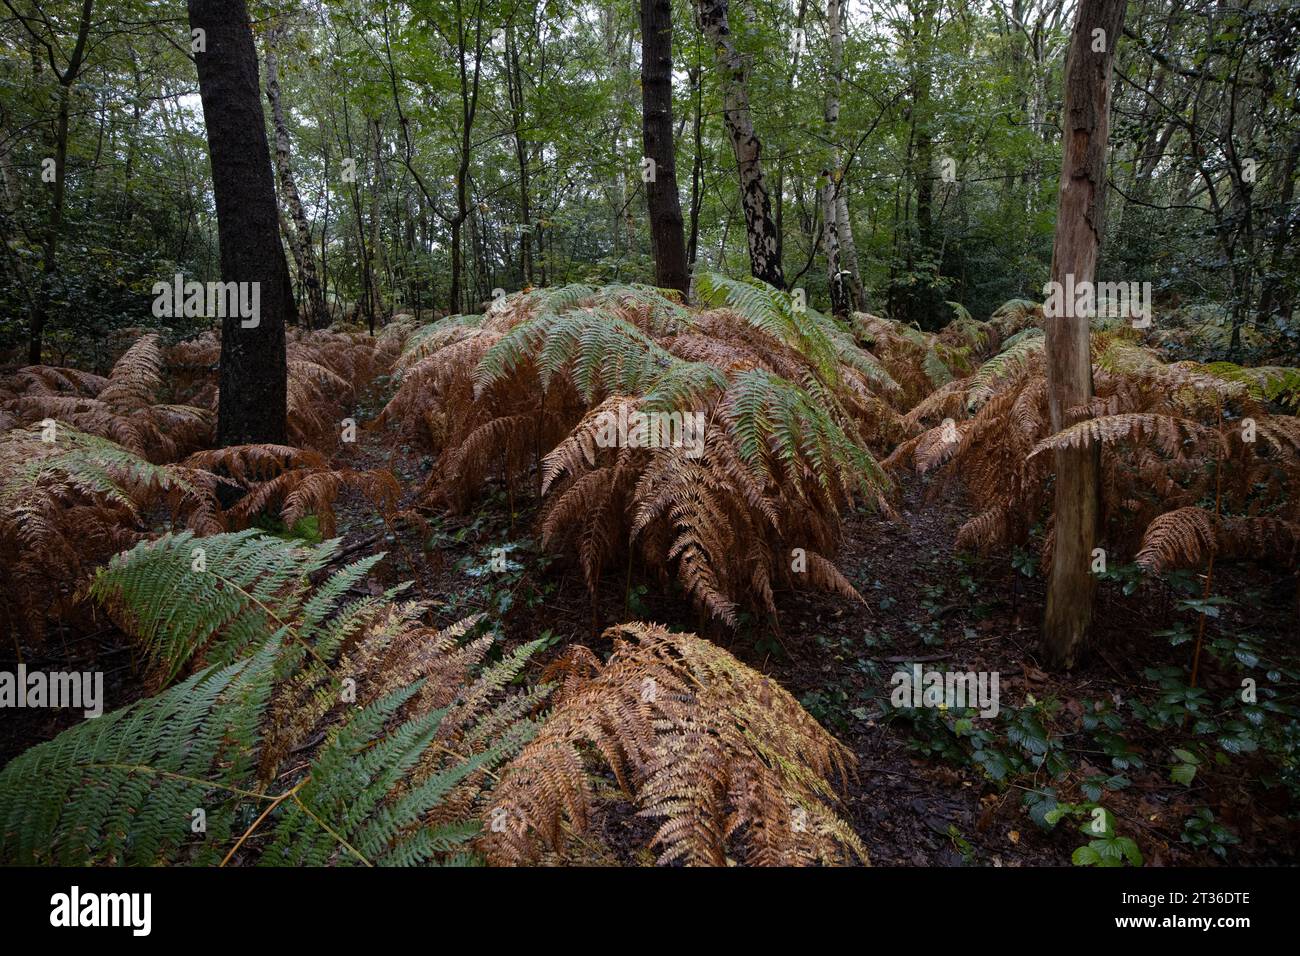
[
  {"left": 183, "top": 444, "right": 398, "bottom": 537},
  {"left": 965, "top": 332, "right": 1043, "bottom": 411},
  {"left": 895, "top": 326, "right": 1300, "bottom": 567},
  {"left": 1136, "top": 507, "right": 1300, "bottom": 573},
  {"left": 1028, "top": 413, "right": 1221, "bottom": 460},
  {"left": 484, "top": 622, "right": 867, "bottom": 867},
  {"left": 0, "top": 425, "right": 217, "bottom": 643},
  {"left": 183, "top": 444, "right": 328, "bottom": 482},
  {"left": 383, "top": 281, "right": 890, "bottom": 627},
  {"left": 2, "top": 334, "right": 213, "bottom": 462},
  {"left": 1135, "top": 507, "right": 1220, "bottom": 573}
]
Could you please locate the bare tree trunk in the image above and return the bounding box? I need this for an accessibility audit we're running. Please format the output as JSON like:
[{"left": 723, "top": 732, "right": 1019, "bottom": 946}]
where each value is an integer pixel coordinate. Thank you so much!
[
  {"left": 17, "top": 0, "right": 94, "bottom": 365},
  {"left": 188, "top": 0, "right": 291, "bottom": 447},
  {"left": 915, "top": 127, "right": 935, "bottom": 257},
  {"left": 821, "top": 0, "right": 861, "bottom": 314},
  {"left": 640, "top": 0, "right": 688, "bottom": 295},
  {"left": 687, "top": 60, "right": 704, "bottom": 271},
  {"left": 505, "top": 25, "right": 533, "bottom": 286},
  {"left": 821, "top": 174, "right": 846, "bottom": 315},
  {"left": 1256, "top": 128, "right": 1300, "bottom": 328},
  {"left": 264, "top": 21, "right": 326, "bottom": 329},
  {"left": 447, "top": 0, "right": 483, "bottom": 315},
  {"left": 836, "top": 185, "right": 862, "bottom": 307},
  {"left": 1040, "top": 0, "right": 1127, "bottom": 669},
  {"left": 696, "top": 0, "right": 784, "bottom": 288},
  {"left": 319, "top": 137, "right": 330, "bottom": 316},
  {"left": 368, "top": 116, "right": 385, "bottom": 331},
  {"left": 339, "top": 102, "right": 373, "bottom": 326}
]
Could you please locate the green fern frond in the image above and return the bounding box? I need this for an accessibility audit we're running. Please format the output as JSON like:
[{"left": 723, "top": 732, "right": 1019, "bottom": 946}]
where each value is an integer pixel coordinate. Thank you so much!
[
  {"left": 4, "top": 528, "right": 545, "bottom": 867},
  {"left": 531, "top": 283, "right": 603, "bottom": 312},
  {"left": 946, "top": 301, "right": 974, "bottom": 324},
  {"left": 394, "top": 314, "right": 486, "bottom": 371},
  {"left": 476, "top": 305, "right": 722, "bottom": 409},
  {"left": 724, "top": 369, "right": 888, "bottom": 500},
  {"left": 89, "top": 530, "right": 384, "bottom": 683},
  {"left": 264, "top": 683, "right": 443, "bottom": 866},
  {"left": 594, "top": 282, "right": 694, "bottom": 334},
  {"left": 538, "top": 308, "right": 663, "bottom": 397},
  {"left": 924, "top": 349, "right": 954, "bottom": 388},
  {"left": 966, "top": 332, "right": 1044, "bottom": 410},
  {"left": 990, "top": 298, "right": 1040, "bottom": 323},
  {"left": 0, "top": 639, "right": 280, "bottom": 865},
  {"left": 694, "top": 271, "right": 843, "bottom": 385},
  {"left": 640, "top": 359, "right": 728, "bottom": 413},
  {"left": 1096, "top": 340, "right": 1249, "bottom": 404},
  {"left": 1094, "top": 339, "right": 1166, "bottom": 376},
  {"left": 1195, "top": 362, "right": 1300, "bottom": 409},
  {"left": 2, "top": 425, "right": 203, "bottom": 512}
]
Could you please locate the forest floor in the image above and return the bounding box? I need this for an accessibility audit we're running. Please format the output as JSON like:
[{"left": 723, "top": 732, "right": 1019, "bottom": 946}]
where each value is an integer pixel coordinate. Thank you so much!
[
  {"left": 348, "top": 405, "right": 1300, "bottom": 867},
  {"left": 5, "top": 384, "right": 1297, "bottom": 867}
]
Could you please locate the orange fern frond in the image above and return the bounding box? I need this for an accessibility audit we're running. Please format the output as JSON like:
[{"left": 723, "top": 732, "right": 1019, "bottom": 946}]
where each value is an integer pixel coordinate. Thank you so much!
[{"left": 484, "top": 622, "right": 866, "bottom": 866}]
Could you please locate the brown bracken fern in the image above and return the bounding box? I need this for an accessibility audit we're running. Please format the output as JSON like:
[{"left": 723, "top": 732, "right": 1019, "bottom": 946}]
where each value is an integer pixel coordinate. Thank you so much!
[
  {"left": 889, "top": 325, "right": 1300, "bottom": 575},
  {"left": 379, "top": 279, "right": 893, "bottom": 627},
  {"left": 483, "top": 621, "right": 867, "bottom": 866},
  {"left": 1, "top": 334, "right": 213, "bottom": 462}
]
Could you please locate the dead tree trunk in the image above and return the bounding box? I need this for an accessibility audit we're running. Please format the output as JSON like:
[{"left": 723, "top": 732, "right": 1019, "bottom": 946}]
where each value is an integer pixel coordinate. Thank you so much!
[
  {"left": 696, "top": 0, "right": 784, "bottom": 289},
  {"left": 640, "top": 0, "right": 689, "bottom": 295},
  {"left": 188, "top": 0, "right": 290, "bottom": 447},
  {"left": 1040, "top": 0, "right": 1127, "bottom": 669},
  {"left": 264, "top": 21, "right": 326, "bottom": 329}
]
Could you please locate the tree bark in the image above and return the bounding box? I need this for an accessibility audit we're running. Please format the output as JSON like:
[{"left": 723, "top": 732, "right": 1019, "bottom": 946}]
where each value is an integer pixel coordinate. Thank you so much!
[
  {"left": 339, "top": 103, "right": 373, "bottom": 325},
  {"left": 821, "top": 173, "right": 846, "bottom": 315},
  {"left": 264, "top": 22, "right": 326, "bottom": 330},
  {"left": 188, "top": 0, "right": 290, "bottom": 447},
  {"left": 836, "top": 183, "right": 862, "bottom": 308},
  {"left": 1255, "top": 128, "right": 1300, "bottom": 329},
  {"left": 505, "top": 25, "right": 534, "bottom": 286},
  {"left": 696, "top": 0, "right": 784, "bottom": 289},
  {"left": 368, "top": 116, "right": 385, "bottom": 331},
  {"left": 1040, "top": 0, "right": 1126, "bottom": 670},
  {"left": 19, "top": 0, "right": 94, "bottom": 366},
  {"left": 687, "top": 60, "right": 704, "bottom": 271},
  {"left": 640, "top": 0, "right": 689, "bottom": 295},
  {"left": 447, "top": 0, "right": 483, "bottom": 315},
  {"left": 821, "top": 0, "right": 862, "bottom": 315}
]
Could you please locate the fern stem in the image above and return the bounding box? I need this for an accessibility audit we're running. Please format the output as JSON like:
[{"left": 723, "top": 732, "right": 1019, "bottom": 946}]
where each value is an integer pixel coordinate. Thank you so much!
[
  {"left": 430, "top": 741, "right": 500, "bottom": 782},
  {"left": 83, "top": 763, "right": 274, "bottom": 800},
  {"left": 290, "top": 793, "right": 373, "bottom": 867},
  {"left": 220, "top": 777, "right": 307, "bottom": 866},
  {"left": 207, "top": 569, "right": 337, "bottom": 678}
]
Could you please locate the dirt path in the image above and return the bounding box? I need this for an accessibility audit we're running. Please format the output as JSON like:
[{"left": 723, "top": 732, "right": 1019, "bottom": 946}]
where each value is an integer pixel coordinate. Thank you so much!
[{"left": 755, "top": 474, "right": 1064, "bottom": 865}]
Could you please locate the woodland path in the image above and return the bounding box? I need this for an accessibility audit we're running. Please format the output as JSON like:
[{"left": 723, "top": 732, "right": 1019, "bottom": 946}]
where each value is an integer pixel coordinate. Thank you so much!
[{"left": 763, "top": 477, "right": 1065, "bottom": 865}]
